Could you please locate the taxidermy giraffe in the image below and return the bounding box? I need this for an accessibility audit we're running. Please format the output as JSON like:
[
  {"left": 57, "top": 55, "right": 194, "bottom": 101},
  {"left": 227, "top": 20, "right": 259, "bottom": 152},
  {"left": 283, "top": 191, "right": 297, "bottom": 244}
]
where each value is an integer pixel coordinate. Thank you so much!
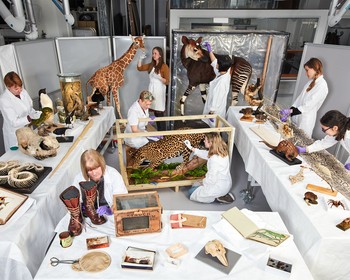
[{"left": 86, "top": 35, "right": 145, "bottom": 118}]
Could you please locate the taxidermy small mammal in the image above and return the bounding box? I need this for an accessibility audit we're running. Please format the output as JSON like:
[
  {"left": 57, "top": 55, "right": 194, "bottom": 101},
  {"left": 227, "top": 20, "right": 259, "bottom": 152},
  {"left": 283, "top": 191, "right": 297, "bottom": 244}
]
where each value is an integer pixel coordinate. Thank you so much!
[{"left": 261, "top": 139, "right": 298, "bottom": 161}]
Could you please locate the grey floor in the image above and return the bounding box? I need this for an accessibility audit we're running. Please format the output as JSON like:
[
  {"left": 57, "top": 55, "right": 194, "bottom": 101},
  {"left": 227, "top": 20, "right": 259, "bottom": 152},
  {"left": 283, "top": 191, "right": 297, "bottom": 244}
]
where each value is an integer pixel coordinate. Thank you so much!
[{"left": 101, "top": 140, "right": 271, "bottom": 212}]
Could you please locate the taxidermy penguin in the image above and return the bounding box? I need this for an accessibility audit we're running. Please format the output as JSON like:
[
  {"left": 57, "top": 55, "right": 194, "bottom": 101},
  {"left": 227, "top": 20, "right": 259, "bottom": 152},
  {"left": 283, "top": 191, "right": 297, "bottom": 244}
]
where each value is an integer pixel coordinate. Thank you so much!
[{"left": 38, "top": 88, "right": 53, "bottom": 110}]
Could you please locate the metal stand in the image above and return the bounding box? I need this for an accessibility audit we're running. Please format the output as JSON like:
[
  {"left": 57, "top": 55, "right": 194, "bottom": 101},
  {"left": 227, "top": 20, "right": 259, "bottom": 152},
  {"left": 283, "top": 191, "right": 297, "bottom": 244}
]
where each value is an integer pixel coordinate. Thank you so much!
[
  {"left": 100, "top": 125, "right": 114, "bottom": 155},
  {"left": 240, "top": 174, "right": 260, "bottom": 203}
]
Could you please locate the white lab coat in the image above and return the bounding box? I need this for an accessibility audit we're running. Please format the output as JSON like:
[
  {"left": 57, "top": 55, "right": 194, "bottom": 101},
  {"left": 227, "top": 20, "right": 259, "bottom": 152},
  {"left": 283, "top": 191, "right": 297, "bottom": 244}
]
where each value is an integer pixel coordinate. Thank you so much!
[
  {"left": 202, "top": 59, "right": 231, "bottom": 128},
  {"left": 149, "top": 68, "right": 166, "bottom": 111},
  {"left": 190, "top": 149, "right": 232, "bottom": 203},
  {"left": 0, "top": 88, "right": 40, "bottom": 151},
  {"left": 292, "top": 75, "right": 328, "bottom": 137},
  {"left": 73, "top": 165, "right": 128, "bottom": 208},
  {"left": 307, "top": 130, "right": 350, "bottom": 163},
  {"left": 124, "top": 100, "right": 149, "bottom": 149}
]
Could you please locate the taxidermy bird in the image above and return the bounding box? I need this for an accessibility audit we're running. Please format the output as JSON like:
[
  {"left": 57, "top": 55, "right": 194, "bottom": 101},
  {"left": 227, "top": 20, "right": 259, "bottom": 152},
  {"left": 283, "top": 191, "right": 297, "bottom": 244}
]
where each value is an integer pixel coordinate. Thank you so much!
[
  {"left": 38, "top": 88, "right": 53, "bottom": 110},
  {"left": 65, "top": 109, "right": 75, "bottom": 128},
  {"left": 52, "top": 127, "right": 71, "bottom": 137},
  {"left": 31, "top": 107, "right": 54, "bottom": 127}
]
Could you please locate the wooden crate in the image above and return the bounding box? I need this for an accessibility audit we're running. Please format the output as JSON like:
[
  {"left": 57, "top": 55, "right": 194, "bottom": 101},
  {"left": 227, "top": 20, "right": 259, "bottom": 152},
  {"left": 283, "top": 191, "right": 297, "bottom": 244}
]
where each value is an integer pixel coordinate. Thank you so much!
[
  {"left": 116, "top": 114, "right": 235, "bottom": 192},
  {"left": 113, "top": 191, "right": 162, "bottom": 236}
]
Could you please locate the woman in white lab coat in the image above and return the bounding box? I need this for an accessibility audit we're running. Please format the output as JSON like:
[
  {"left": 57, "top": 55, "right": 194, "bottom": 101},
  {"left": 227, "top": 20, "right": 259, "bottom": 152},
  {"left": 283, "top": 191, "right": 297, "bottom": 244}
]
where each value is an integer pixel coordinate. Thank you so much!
[
  {"left": 0, "top": 72, "right": 40, "bottom": 151},
  {"left": 201, "top": 42, "right": 232, "bottom": 128},
  {"left": 137, "top": 47, "right": 169, "bottom": 131},
  {"left": 124, "top": 90, "right": 155, "bottom": 149},
  {"left": 73, "top": 149, "right": 128, "bottom": 217},
  {"left": 296, "top": 110, "right": 350, "bottom": 170},
  {"left": 184, "top": 132, "right": 235, "bottom": 204},
  {"left": 280, "top": 58, "right": 328, "bottom": 137}
]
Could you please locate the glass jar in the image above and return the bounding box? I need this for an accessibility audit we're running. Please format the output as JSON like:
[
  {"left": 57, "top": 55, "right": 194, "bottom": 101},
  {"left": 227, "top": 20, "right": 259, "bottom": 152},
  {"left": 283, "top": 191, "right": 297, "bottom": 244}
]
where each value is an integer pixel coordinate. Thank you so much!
[{"left": 57, "top": 73, "right": 84, "bottom": 118}]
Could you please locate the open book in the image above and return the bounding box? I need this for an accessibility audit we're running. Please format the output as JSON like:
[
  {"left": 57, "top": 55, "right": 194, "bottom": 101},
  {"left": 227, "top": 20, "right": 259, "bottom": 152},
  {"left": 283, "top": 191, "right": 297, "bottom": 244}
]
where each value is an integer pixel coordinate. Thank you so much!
[{"left": 222, "top": 207, "right": 289, "bottom": 247}]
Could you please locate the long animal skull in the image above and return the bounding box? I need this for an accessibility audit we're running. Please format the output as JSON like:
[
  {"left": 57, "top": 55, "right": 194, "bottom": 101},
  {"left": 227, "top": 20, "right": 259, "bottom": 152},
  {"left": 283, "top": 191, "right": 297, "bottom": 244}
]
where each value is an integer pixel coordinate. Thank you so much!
[{"left": 204, "top": 240, "right": 228, "bottom": 266}]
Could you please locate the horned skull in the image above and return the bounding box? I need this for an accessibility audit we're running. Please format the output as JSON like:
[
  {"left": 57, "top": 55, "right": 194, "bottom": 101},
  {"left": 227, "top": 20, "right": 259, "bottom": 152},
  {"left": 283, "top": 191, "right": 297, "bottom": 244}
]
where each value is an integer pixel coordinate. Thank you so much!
[{"left": 204, "top": 240, "right": 228, "bottom": 267}]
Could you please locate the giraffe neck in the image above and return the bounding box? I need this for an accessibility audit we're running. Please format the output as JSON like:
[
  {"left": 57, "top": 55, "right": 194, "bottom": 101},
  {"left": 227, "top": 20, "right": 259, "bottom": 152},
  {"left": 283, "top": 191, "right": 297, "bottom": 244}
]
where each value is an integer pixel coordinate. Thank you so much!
[{"left": 113, "top": 44, "right": 138, "bottom": 68}]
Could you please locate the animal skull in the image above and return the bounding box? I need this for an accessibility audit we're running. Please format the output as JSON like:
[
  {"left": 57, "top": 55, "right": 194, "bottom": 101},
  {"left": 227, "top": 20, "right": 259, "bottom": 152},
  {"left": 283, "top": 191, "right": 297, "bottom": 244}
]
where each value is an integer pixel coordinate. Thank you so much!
[
  {"left": 204, "top": 240, "right": 228, "bottom": 266},
  {"left": 16, "top": 127, "right": 60, "bottom": 160}
]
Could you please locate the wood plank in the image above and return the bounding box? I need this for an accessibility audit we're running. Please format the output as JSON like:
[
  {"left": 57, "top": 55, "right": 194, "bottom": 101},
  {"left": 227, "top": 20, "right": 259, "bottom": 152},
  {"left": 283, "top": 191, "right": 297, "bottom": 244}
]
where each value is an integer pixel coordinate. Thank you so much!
[{"left": 306, "top": 184, "right": 338, "bottom": 197}]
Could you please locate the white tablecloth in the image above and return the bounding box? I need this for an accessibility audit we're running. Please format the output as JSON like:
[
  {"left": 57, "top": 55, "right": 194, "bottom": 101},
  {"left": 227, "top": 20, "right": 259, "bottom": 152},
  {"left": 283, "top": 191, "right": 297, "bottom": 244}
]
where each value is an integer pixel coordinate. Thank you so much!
[
  {"left": 34, "top": 209, "right": 312, "bottom": 280},
  {"left": 227, "top": 106, "right": 350, "bottom": 280},
  {"left": 0, "top": 107, "right": 115, "bottom": 280}
]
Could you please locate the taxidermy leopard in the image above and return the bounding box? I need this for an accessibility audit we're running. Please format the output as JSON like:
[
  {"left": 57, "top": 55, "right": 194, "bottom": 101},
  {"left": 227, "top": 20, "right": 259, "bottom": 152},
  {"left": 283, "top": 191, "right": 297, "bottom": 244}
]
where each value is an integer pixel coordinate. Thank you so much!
[{"left": 130, "top": 127, "right": 205, "bottom": 170}]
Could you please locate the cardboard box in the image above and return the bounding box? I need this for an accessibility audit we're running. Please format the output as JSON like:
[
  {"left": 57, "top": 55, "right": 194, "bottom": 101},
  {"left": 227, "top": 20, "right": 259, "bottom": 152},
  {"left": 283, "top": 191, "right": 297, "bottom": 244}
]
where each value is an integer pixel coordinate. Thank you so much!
[
  {"left": 113, "top": 191, "right": 162, "bottom": 236},
  {"left": 78, "top": 20, "right": 97, "bottom": 29}
]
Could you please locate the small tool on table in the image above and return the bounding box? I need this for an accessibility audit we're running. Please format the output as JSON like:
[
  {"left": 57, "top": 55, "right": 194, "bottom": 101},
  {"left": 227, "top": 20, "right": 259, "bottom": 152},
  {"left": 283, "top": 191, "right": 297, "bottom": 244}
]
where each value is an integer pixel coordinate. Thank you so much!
[{"left": 50, "top": 257, "right": 79, "bottom": 267}]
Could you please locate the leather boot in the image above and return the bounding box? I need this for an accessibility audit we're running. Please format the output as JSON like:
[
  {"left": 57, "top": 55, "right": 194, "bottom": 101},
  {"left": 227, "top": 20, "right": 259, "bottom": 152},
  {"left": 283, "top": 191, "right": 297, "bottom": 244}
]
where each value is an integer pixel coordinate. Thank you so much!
[
  {"left": 79, "top": 181, "right": 106, "bottom": 225},
  {"left": 60, "top": 186, "right": 83, "bottom": 236}
]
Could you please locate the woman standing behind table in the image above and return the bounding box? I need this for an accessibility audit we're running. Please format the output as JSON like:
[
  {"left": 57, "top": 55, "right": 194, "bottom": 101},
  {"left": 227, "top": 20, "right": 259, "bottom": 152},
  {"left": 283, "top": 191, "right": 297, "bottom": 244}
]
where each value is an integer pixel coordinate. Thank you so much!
[
  {"left": 0, "top": 71, "right": 40, "bottom": 151},
  {"left": 296, "top": 110, "right": 350, "bottom": 171},
  {"left": 280, "top": 58, "right": 328, "bottom": 137},
  {"left": 184, "top": 132, "right": 235, "bottom": 204},
  {"left": 137, "top": 46, "right": 169, "bottom": 131}
]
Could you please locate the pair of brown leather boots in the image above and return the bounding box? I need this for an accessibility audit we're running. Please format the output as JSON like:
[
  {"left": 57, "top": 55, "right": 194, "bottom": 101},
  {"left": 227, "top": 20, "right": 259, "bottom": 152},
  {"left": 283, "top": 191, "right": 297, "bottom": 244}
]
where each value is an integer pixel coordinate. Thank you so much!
[{"left": 60, "top": 181, "right": 107, "bottom": 236}]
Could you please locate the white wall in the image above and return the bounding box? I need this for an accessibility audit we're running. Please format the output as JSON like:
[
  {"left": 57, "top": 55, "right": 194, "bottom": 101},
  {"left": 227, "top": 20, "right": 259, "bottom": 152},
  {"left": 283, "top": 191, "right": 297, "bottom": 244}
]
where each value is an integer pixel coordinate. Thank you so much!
[{"left": 34, "top": 0, "right": 72, "bottom": 38}]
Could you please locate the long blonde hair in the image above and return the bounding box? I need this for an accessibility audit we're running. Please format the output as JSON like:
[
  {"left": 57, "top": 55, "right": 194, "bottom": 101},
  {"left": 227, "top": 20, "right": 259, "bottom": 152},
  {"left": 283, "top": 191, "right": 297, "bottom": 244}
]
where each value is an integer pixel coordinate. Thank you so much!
[
  {"left": 80, "top": 149, "right": 106, "bottom": 180},
  {"left": 206, "top": 132, "right": 229, "bottom": 158}
]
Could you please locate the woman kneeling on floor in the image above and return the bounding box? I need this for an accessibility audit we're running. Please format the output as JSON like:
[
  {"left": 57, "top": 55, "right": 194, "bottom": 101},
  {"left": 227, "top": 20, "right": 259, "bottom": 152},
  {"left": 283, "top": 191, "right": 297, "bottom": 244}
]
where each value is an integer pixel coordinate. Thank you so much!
[{"left": 184, "top": 132, "right": 235, "bottom": 204}]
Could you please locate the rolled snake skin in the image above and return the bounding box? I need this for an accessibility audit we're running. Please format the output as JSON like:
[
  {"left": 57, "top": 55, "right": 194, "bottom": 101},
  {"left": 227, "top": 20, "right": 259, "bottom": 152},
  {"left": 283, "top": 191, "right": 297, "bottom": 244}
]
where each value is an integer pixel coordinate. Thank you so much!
[{"left": 264, "top": 104, "right": 350, "bottom": 200}]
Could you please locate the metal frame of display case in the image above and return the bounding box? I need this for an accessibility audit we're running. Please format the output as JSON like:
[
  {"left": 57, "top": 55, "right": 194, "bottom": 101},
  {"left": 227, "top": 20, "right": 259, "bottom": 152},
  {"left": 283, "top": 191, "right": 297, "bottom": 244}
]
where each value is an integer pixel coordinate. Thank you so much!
[{"left": 115, "top": 114, "right": 235, "bottom": 192}]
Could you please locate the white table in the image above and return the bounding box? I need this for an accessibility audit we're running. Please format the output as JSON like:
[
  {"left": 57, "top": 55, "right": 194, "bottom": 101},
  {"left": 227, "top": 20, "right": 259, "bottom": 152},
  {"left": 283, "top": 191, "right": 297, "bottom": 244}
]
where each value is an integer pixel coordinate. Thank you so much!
[
  {"left": 35, "top": 209, "right": 312, "bottom": 280},
  {"left": 227, "top": 106, "right": 350, "bottom": 280},
  {"left": 0, "top": 107, "right": 115, "bottom": 280}
]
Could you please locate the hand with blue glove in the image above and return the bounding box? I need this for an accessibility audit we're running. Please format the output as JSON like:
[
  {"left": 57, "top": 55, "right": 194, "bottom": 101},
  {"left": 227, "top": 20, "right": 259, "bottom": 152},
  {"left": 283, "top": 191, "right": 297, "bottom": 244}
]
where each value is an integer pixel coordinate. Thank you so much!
[
  {"left": 296, "top": 146, "right": 306, "bottom": 154},
  {"left": 209, "top": 111, "right": 215, "bottom": 123},
  {"left": 203, "top": 42, "right": 212, "bottom": 53},
  {"left": 279, "top": 108, "right": 292, "bottom": 122},
  {"left": 149, "top": 115, "right": 156, "bottom": 125},
  {"left": 345, "top": 163, "right": 350, "bottom": 171},
  {"left": 96, "top": 205, "right": 113, "bottom": 216}
]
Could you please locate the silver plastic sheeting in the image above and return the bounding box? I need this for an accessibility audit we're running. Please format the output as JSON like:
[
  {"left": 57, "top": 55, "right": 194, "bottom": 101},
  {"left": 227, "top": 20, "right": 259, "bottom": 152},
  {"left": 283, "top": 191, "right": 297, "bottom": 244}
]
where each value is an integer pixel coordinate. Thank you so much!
[{"left": 171, "top": 30, "right": 289, "bottom": 116}]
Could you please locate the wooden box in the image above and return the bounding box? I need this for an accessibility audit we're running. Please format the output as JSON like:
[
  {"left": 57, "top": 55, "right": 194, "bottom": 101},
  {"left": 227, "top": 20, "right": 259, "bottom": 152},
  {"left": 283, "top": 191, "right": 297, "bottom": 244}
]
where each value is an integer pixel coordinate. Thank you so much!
[
  {"left": 116, "top": 114, "right": 235, "bottom": 192},
  {"left": 113, "top": 191, "right": 162, "bottom": 236}
]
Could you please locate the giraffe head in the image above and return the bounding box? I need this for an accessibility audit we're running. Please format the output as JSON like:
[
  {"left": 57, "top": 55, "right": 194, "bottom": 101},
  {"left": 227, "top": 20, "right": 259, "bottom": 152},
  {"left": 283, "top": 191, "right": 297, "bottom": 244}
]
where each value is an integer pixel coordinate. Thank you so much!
[{"left": 129, "top": 35, "right": 145, "bottom": 52}]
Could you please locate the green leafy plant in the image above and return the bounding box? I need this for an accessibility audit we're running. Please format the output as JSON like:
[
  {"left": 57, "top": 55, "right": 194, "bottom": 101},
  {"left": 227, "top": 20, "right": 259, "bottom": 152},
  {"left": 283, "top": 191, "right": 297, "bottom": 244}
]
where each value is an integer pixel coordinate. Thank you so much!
[
  {"left": 157, "top": 162, "right": 181, "bottom": 170},
  {"left": 130, "top": 167, "right": 160, "bottom": 184},
  {"left": 185, "top": 165, "right": 208, "bottom": 177}
]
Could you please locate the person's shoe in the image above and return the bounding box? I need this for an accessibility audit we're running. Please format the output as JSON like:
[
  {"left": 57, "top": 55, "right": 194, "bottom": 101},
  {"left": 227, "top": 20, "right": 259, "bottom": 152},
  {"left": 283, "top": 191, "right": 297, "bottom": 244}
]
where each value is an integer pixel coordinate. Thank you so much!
[{"left": 216, "top": 193, "right": 235, "bottom": 204}]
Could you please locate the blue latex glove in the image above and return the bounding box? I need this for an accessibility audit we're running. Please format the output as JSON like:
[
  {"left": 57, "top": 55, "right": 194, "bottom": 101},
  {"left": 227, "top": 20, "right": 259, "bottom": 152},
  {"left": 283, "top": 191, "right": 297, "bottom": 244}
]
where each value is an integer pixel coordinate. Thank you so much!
[
  {"left": 296, "top": 146, "right": 306, "bottom": 154},
  {"left": 154, "top": 135, "right": 163, "bottom": 140},
  {"left": 96, "top": 205, "right": 113, "bottom": 216},
  {"left": 279, "top": 108, "right": 292, "bottom": 122},
  {"left": 149, "top": 115, "right": 156, "bottom": 125},
  {"left": 345, "top": 163, "right": 350, "bottom": 171},
  {"left": 203, "top": 42, "right": 212, "bottom": 52}
]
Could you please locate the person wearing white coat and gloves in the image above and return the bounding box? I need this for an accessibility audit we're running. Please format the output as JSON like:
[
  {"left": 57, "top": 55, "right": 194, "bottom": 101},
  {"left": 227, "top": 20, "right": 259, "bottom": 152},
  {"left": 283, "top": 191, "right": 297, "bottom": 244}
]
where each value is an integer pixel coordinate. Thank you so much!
[
  {"left": 0, "top": 71, "right": 41, "bottom": 151},
  {"left": 296, "top": 110, "right": 350, "bottom": 171},
  {"left": 185, "top": 132, "right": 235, "bottom": 204},
  {"left": 124, "top": 90, "right": 157, "bottom": 149},
  {"left": 280, "top": 58, "right": 328, "bottom": 137},
  {"left": 201, "top": 42, "right": 232, "bottom": 128},
  {"left": 73, "top": 149, "right": 128, "bottom": 219},
  {"left": 137, "top": 47, "right": 169, "bottom": 131}
]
